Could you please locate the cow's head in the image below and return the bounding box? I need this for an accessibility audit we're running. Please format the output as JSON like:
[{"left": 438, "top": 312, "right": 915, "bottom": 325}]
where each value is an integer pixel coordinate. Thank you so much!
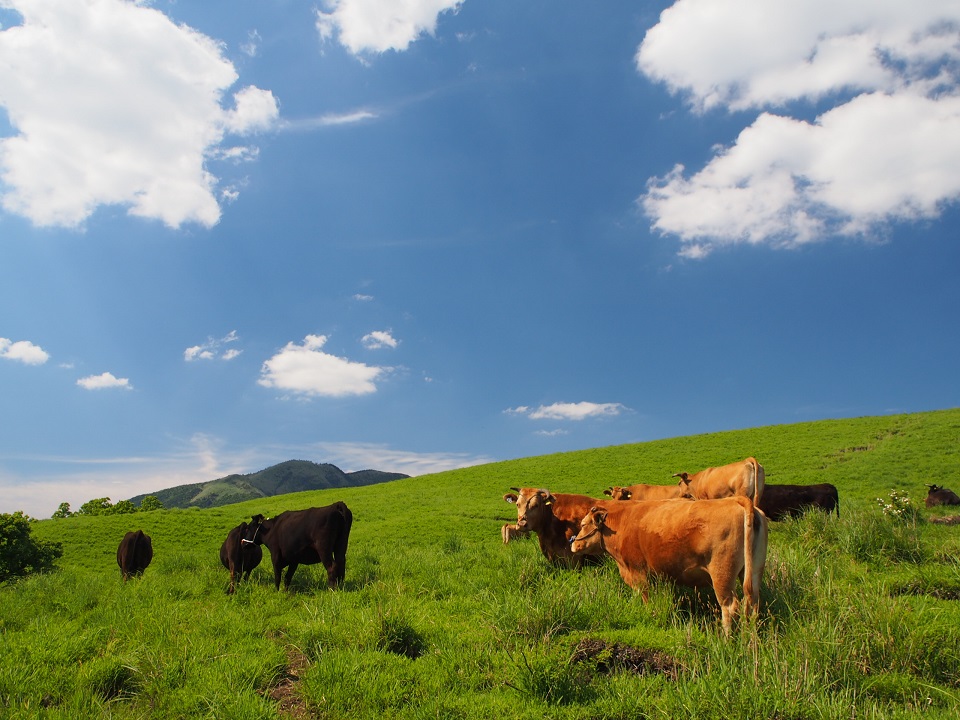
[
  {"left": 603, "top": 486, "right": 632, "bottom": 501},
  {"left": 570, "top": 507, "right": 607, "bottom": 555},
  {"left": 504, "top": 487, "right": 555, "bottom": 531},
  {"left": 926, "top": 484, "right": 943, "bottom": 494},
  {"left": 243, "top": 515, "right": 266, "bottom": 545},
  {"left": 673, "top": 472, "right": 693, "bottom": 495}
]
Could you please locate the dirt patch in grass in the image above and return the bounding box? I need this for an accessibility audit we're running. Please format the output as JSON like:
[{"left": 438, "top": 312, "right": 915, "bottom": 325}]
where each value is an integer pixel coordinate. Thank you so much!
[
  {"left": 264, "top": 646, "right": 310, "bottom": 719},
  {"left": 928, "top": 515, "right": 960, "bottom": 525},
  {"left": 570, "top": 638, "right": 681, "bottom": 680}
]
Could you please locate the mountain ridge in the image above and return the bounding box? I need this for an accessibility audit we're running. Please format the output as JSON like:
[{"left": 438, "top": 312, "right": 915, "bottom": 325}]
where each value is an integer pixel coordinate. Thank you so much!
[{"left": 128, "top": 459, "right": 409, "bottom": 509}]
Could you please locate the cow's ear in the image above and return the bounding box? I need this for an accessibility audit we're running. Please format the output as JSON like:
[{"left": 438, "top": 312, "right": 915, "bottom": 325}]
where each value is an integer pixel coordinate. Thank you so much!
[
  {"left": 622, "top": 490, "right": 632, "bottom": 500},
  {"left": 594, "top": 509, "right": 608, "bottom": 525},
  {"left": 503, "top": 493, "right": 518, "bottom": 504},
  {"left": 544, "top": 491, "right": 556, "bottom": 506},
  {"left": 510, "top": 486, "right": 521, "bottom": 493},
  {"left": 602, "top": 488, "right": 613, "bottom": 497}
]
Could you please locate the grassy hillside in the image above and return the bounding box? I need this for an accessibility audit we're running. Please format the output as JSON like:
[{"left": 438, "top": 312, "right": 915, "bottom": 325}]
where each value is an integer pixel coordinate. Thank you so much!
[{"left": 5, "top": 409, "right": 960, "bottom": 719}]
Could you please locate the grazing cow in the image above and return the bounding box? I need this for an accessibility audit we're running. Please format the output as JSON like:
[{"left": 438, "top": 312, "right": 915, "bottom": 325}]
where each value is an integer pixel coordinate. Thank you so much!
[
  {"left": 501, "top": 523, "right": 528, "bottom": 544},
  {"left": 925, "top": 484, "right": 960, "bottom": 508},
  {"left": 603, "top": 484, "right": 682, "bottom": 501},
  {"left": 117, "top": 530, "right": 153, "bottom": 581},
  {"left": 220, "top": 521, "right": 263, "bottom": 593},
  {"left": 674, "top": 457, "right": 765, "bottom": 504},
  {"left": 246, "top": 502, "right": 353, "bottom": 591},
  {"left": 503, "top": 488, "right": 607, "bottom": 567},
  {"left": 759, "top": 483, "right": 839, "bottom": 521},
  {"left": 570, "top": 497, "right": 768, "bottom": 635}
]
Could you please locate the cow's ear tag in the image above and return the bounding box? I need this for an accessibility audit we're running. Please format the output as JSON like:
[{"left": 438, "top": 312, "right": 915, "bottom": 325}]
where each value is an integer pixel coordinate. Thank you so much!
[{"left": 545, "top": 500, "right": 553, "bottom": 506}]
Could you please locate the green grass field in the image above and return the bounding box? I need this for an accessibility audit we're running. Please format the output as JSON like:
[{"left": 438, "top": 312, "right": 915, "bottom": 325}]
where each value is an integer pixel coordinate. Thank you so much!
[{"left": 4, "top": 409, "right": 960, "bottom": 718}]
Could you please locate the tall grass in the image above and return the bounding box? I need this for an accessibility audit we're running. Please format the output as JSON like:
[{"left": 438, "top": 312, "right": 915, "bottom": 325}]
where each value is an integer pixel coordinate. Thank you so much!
[{"left": 3, "top": 409, "right": 960, "bottom": 718}]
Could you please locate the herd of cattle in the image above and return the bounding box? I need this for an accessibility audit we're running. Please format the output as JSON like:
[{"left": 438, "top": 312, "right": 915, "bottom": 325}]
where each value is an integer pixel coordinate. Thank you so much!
[{"left": 114, "top": 463, "right": 960, "bottom": 635}]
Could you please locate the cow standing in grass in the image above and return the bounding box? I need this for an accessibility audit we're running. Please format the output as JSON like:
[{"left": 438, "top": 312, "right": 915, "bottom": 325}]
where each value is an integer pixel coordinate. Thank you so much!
[
  {"left": 246, "top": 502, "right": 353, "bottom": 591},
  {"left": 503, "top": 488, "right": 607, "bottom": 567},
  {"left": 570, "top": 497, "right": 768, "bottom": 635},
  {"left": 220, "top": 521, "right": 263, "bottom": 593},
  {"left": 674, "top": 457, "right": 765, "bottom": 504},
  {"left": 117, "top": 530, "right": 153, "bottom": 581},
  {"left": 759, "top": 483, "right": 839, "bottom": 521}
]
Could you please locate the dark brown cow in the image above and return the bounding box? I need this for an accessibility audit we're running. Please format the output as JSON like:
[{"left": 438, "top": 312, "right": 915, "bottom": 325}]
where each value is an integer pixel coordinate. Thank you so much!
[
  {"left": 925, "top": 484, "right": 960, "bottom": 508},
  {"left": 117, "top": 529, "right": 153, "bottom": 581},
  {"left": 503, "top": 488, "right": 607, "bottom": 567},
  {"left": 603, "top": 484, "right": 682, "bottom": 501},
  {"left": 246, "top": 502, "right": 353, "bottom": 590},
  {"left": 570, "top": 497, "right": 768, "bottom": 635},
  {"left": 759, "top": 483, "right": 839, "bottom": 521},
  {"left": 674, "top": 457, "right": 765, "bottom": 504},
  {"left": 220, "top": 521, "right": 263, "bottom": 593}
]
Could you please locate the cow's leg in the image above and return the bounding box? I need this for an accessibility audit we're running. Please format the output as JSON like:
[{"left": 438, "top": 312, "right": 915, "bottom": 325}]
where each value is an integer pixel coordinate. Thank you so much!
[
  {"left": 714, "top": 582, "right": 738, "bottom": 636},
  {"left": 272, "top": 559, "right": 284, "bottom": 591},
  {"left": 283, "top": 563, "right": 299, "bottom": 590}
]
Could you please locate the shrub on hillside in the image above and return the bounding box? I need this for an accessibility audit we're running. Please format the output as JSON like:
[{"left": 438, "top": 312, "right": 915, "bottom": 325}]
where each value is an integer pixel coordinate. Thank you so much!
[{"left": 0, "top": 511, "right": 64, "bottom": 583}]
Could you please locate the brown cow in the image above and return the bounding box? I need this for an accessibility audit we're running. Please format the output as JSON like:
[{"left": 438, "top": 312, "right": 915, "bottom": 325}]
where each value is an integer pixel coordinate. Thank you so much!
[
  {"left": 220, "top": 521, "right": 263, "bottom": 593},
  {"left": 674, "top": 457, "right": 765, "bottom": 504},
  {"left": 603, "top": 484, "right": 682, "bottom": 501},
  {"left": 759, "top": 483, "right": 839, "bottom": 521},
  {"left": 117, "top": 529, "right": 153, "bottom": 581},
  {"left": 925, "top": 484, "right": 960, "bottom": 508},
  {"left": 501, "top": 523, "right": 529, "bottom": 544},
  {"left": 503, "top": 488, "right": 607, "bottom": 567},
  {"left": 245, "top": 502, "right": 353, "bottom": 590},
  {"left": 570, "top": 497, "right": 768, "bottom": 635}
]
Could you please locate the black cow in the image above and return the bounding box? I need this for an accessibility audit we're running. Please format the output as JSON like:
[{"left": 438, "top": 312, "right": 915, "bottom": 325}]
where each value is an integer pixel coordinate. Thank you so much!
[
  {"left": 246, "top": 502, "right": 353, "bottom": 591},
  {"left": 220, "top": 521, "right": 263, "bottom": 594},
  {"left": 925, "top": 484, "right": 960, "bottom": 508},
  {"left": 758, "top": 483, "right": 839, "bottom": 521},
  {"left": 117, "top": 530, "right": 153, "bottom": 581}
]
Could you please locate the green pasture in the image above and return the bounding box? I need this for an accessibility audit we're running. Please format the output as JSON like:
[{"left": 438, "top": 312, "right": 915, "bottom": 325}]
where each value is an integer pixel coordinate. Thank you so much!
[{"left": 3, "top": 408, "right": 960, "bottom": 718}]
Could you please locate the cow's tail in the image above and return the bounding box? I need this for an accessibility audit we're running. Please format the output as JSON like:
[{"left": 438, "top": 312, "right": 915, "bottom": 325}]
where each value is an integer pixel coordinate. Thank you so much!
[
  {"left": 749, "top": 457, "right": 765, "bottom": 506},
  {"left": 741, "top": 497, "right": 759, "bottom": 620}
]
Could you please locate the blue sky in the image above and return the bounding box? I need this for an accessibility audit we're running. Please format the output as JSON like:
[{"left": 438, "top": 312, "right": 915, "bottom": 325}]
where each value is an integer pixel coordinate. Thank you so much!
[{"left": 2, "top": 0, "right": 959, "bottom": 518}]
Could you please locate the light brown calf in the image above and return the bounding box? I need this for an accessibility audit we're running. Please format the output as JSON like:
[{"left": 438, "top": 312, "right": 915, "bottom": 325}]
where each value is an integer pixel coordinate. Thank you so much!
[{"left": 603, "top": 483, "right": 682, "bottom": 501}]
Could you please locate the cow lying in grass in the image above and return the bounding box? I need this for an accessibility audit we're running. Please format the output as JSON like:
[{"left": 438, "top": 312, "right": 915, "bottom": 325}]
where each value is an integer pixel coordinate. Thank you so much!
[{"left": 570, "top": 497, "right": 768, "bottom": 635}]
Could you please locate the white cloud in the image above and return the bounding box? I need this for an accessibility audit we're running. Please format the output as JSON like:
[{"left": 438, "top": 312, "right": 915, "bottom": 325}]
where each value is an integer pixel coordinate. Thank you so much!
[
  {"left": 184, "top": 331, "right": 241, "bottom": 362},
  {"left": 279, "top": 109, "right": 379, "bottom": 132},
  {"left": 77, "top": 372, "right": 132, "bottom": 390},
  {"left": 0, "top": 337, "right": 49, "bottom": 365},
  {"left": 314, "top": 441, "right": 493, "bottom": 476},
  {"left": 508, "top": 402, "right": 627, "bottom": 421},
  {"left": 353, "top": 293, "right": 374, "bottom": 302},
  {"left": 0, "top": 0, "right": 279, "bottom": 229},
  {"left": 361, "top": 330, "right": 399, "bottom": 350},
  {"left": 241, "top": 29, "right": 261, "bottom": 58},
  {"left": 637, "top": 0, "right": 960, "bottom": 255},
  {"left": 316, "top": 0, "right": 463, "bottom": 55},
  {"left": 258, "top": 334, "right": 388, "bottom": 397}
]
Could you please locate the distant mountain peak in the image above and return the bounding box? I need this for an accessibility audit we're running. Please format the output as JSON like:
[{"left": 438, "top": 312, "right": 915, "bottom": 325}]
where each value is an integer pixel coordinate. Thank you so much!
[{"left": 129, "top": 460, "right": 408, "bottom": 509}]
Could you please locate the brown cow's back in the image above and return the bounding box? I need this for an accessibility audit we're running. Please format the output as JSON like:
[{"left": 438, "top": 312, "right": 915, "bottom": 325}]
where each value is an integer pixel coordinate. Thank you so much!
[{"left": 675, "top": 457, "right": 765, "bottom": 504}]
